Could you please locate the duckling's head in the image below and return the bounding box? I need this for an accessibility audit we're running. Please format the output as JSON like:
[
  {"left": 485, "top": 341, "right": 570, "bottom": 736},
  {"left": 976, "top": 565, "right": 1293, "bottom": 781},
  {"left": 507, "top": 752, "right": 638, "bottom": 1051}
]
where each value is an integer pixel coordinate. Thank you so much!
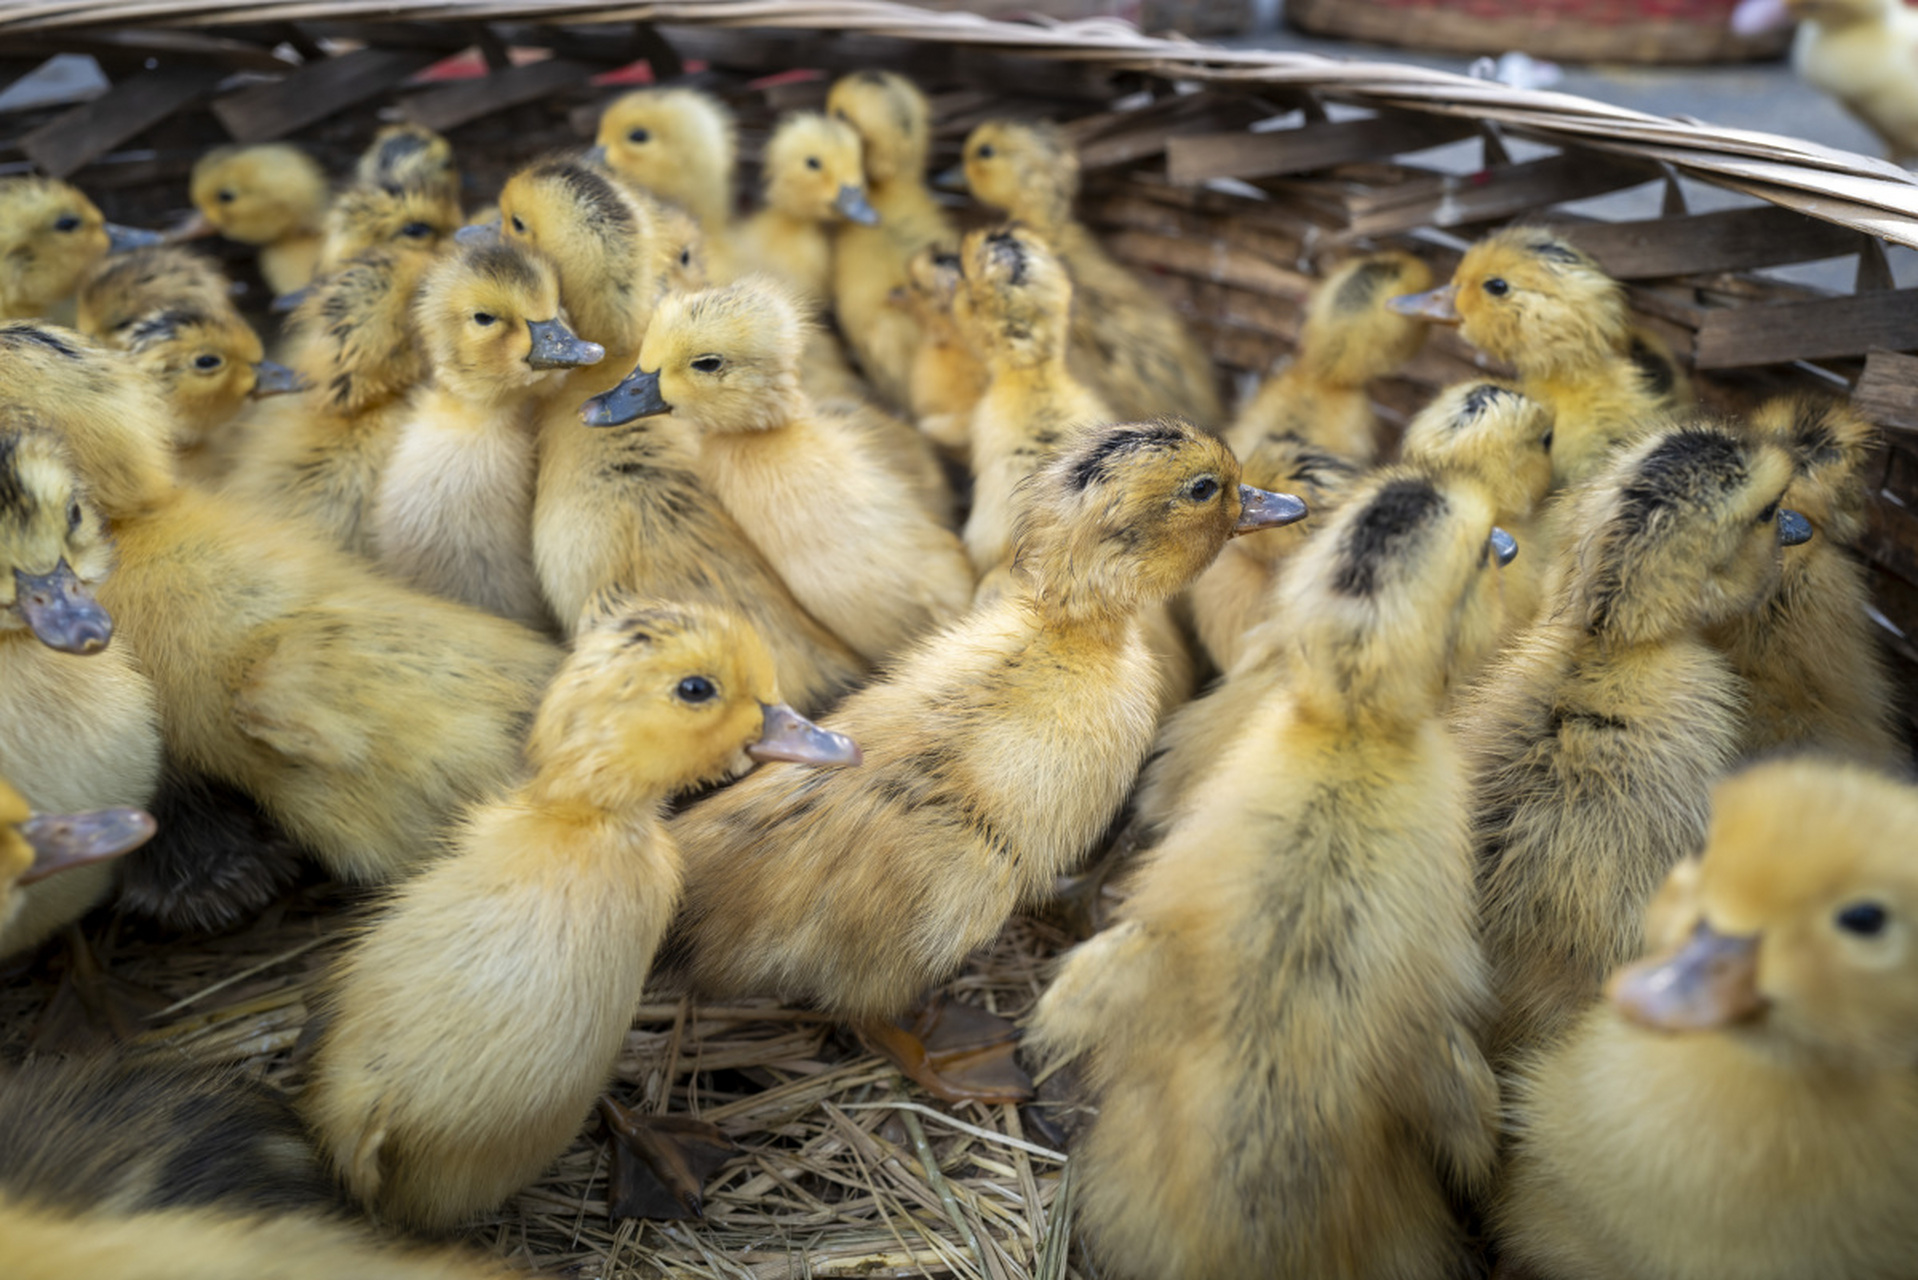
[
  {"left": 0, "top": 177, "right": 155, "bottom": 320},
  {"left": 529, "top": 597, "right": 860, "bottom": 806},
  {"left": 594, "top": 278, "right": 805, "bottom": 435},
  {"left": 960, "top": 120, "right": 1076, "bottom": 228},
  {"left": 1612, "top": 758, "right": 1918, "bottom": 1069},
  {"left": 0, "top": 776, "right": 154, "bottom": 925},
  {"left": 496, "top": 157, "right": 662, "bottom": 357},
  {"left": 1564, "top": 421, "right": 1803, "bottom": 646},
  {"left": 904, "top": 246, "right": 964, "bottom": 318},
  {"left": 187, "top": 145, "right": 329, "bottom": 245},
  {"left": 121, "top": 306, "right": 297, "bottom": 443},
  {"left": 416, "top": 240, "right": 603, "bottom": 403},
  {"left": 0, "top": 415, "right": 116, "bottom": 656},
  {"left": 1231, "top": 433, "right": 1363, "bottom": 569},
  {"left": 354, "top": 123, "right": 461, "bottom": 208},
  {"left": 657, "top": 202, "right": 708, "bottom": 294},
  {"left": 1297, "top": 252, "right": 1433, "bottom": 386},
  {"left": 1745, "top": 393, "right": 1876, "bottom": 548},
  {"left": 826, "top": 70, "right": 932, "bottom": 188},
  {"left": 75, "top": 245, "right": 231, "bottom": 339},
  {"left": 763, "top": 112, "right": 879, "bottom": 227},
  {"left": 953, "top": 225, "right": 1074, "bottom": 369},
  {"left": 1399, "top": 380, "right": 1554, "bottom": 521},
  {"left": 319, "top": 180, "right": 462, "bottom": 271},
  {"left": 285, "top": 249, "right": 434, "bottom": 415},
  {"left": 1392, "top": 227, "right": 1628, "bottom": 377},
  {"left": 1014, "top": 419, "right": 1308, "bottom": 619},
  {"left": 591, "top": 88, "right": 737, "bottom": 228}
]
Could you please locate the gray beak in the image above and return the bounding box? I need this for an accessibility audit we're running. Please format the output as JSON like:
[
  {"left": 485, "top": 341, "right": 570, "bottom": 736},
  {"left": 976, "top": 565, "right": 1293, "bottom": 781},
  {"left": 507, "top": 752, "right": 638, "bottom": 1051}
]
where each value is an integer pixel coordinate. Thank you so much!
[
  {"left": 268, "top": 287, "right": 310, "bottom": 314},
  {"left": 250, "top": 360, "right": 306, "bottom": 397},
  {"left": 1777, "top": 508, "right": 1814, "bottom": 547},
  {"left": 833, "top": 184, "right": 880, "bottom": 226},
  {"left": 1233, "top": 485, "right": 1309, "bottom": 535},
  {"left": 584, "top": 144, "right": 610, "bottom": 169},
  {"left": 525, "top": 316, "right": 606, "bottom": 370},
  {"left": 17, "top": 807, "right": 156, "bottom": 886},
  {"left": 1490, "top": 526, "right": 1519, "bottom": 566},
  {"left": 455, "top": 220, "right": 502, "bottom": 247},
  {"left": 14, "top": 561, "right": 111, "bottom": 655},
  {"left": 1388, "top": 285, "right": 1462, "bottom": 324},
  {"left": 932, "top": 164, "right": 968, "bottom": 193},
  {"left": 580, "top": 367, "right": 670, "bottom": 427},
  {"left": 104, "top": 223, "right": 164, "bottom": 254},
  {"left": 748, "top": 702, "right": 863, "bottom": 768}
]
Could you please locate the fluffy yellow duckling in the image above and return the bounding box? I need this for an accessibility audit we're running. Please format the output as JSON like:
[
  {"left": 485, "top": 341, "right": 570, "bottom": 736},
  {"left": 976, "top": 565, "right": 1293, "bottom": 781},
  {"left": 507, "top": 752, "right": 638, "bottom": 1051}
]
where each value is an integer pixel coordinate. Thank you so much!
[
  {"left": 354, "top": 122, "right": 462, "bottom": 209},
  {"left": 587, "top": 278, "right": 973, "bottom": 664},
  {"left": 956, "top": 120, "right": 1223, "bottom": 430},
  {"left": 1462, "top": 421, "right": 1807, "bottom": 1063},
  {"left": 117, "top": 307, "right": 303, "bottom": 487},
  {"left": 305, "top": 599, "right": 858, "bottom": 1230},
  {"left": 592, "top": 87, "right": 739, "bottom": 276},
  {"left": 1708, "top": 394, "right": 1902, "bottom": 767},
  {"left": 899, "top": 246, "right": 987, "bottom": 458},
  {"left": 1393, "top": 225, "right": 1692, "bottom": 487},
  {"left": 182, "top": 145, "right": 330, "bottom": 296},
  {"left": 1032, "top": 469, "right": 1511, "bottom": 1280},
  {"left": 1497, "top": 757, "right": 1918, "bottom": 1280},
  {"left": 735, "top": 110, "right": 879, "bottom": 303},
  {"left": 373, "top": 240, "right": 602, "bottom": 631},
  {"left": 0, "top": 415, "right": 161, "bottom": 957},
  {"left": 669, "top": 421, "right": 1305, "bottom": 1098},
  {"left": 0, "top": 176, "right": 160, "bottom": 322},
  {"left": 1228, "top": 251, "right": 1432, "bottom": 464},
  {"left": 315, "top": 179, "right": 462, "bottom": 277},
  {"left": 0, "top": 322, "right": 562, "bottom": 887},
  {"left": 75, "top": 245, "right": 231, "bottom": 339},
  {"left": 827, "top": 71, "right": 957, "bottom": 409}
]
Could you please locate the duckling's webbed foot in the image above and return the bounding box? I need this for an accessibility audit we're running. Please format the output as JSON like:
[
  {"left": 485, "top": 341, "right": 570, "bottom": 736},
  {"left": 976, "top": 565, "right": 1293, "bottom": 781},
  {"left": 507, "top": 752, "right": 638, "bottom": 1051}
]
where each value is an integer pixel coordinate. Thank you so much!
[
  {"left": 597, "top": 1095, "right": 739, "bottom": 1222},
  {"left": 1048, "top": 821, "right": 1150, "bottom": 939},
  {"left": 858, "top": 994, "right": 1033, "bottom": 1105}
]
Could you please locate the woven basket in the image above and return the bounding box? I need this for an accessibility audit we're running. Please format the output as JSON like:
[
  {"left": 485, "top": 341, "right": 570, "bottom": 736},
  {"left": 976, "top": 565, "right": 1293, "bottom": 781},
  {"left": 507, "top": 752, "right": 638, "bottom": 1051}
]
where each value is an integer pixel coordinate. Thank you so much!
[{"left": 1288, "top": 0, "right": 1794, "bottom": 62}]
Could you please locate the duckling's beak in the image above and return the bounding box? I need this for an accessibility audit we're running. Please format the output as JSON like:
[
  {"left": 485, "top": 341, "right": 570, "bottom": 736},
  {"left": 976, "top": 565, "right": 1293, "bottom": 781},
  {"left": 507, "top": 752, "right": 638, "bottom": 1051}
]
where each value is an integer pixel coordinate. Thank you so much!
[
  {"left": 104, "top": 223, "right": 164, "bottom": 254},
  {"left": 163, "top": 210, "right": 217, "bottom": 243},
  {"left": 580, "top": 368, "right": 669, "bottom": 427},
  {"left": 1777, "top": 508, "right": 1814, "bottom": 547},
  {"left": 16, "top": 806, "right": 156, "bottom": 886},
  {"left": 748, "top": 702, "right": 863, "bottom": 768},
  {"left": 269, "top": 287, "right": 311, "bottom": 314},
  {"left": 1490, "top": 526, "right": 1519, "bottom": 566},
  {"left": 584, "top": 145, "right": 610, "bottom": 169},
  {"left": 1609, "top": 919, "right": 1765, "bottom": 1032},
  {"left": 455, "top": 220, "right": 502, "bottom": 247},
  {"left": 834, "top": 184, "right": 880, "bottom": 226},
  {"left": 250, "top": 360, "right": 306, "bottom": 397},
  {"left": 526, "top": 317, "right": 606, "bottom": 370},
  {"left": 1233, "top": 486, "right": 1309, "bottom": 535},
  {"left": 1389, "top": 285, "right": 1461, "bottom": 324},
  {"left": 932, "top": 164, "right": 968, "bottom": 193},
  {"left": 14, "top": 561, "right": 111, "bottom": 656}
]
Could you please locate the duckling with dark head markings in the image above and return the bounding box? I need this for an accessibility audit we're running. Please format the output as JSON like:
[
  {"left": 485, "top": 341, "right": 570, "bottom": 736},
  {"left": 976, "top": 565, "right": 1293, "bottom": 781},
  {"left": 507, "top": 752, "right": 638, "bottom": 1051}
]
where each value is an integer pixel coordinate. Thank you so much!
[
  {"left": 76, "top": 245, "right": 231, "bottom": 341},
  {"left": 355, "top": 123, "right": 461, "bottom": 210},
  {"left": 0, "top": 177, "right": 161, "bottom": 323},
  {"left": 1032, "top": 468, "right": 1509, "bottom": 1280},
  {"left": 117, "top": 306, "right": 302, "bottom": 488},
  {"left": 1462, "top": 420, "right": 1807, "bottom": 1065},
  {"left": 900, "top": 246, "right": 987, "bottom": 459},
  {"left": 304, "top": 600, "right": 858, "bottom": 1230},
  {"left": 182, "top": 145, "right": 330, "bottom": 297},
  {"left": 316, "top": 179, "right": 461, "bottom": 277},
  {"left": 668, "top": 420, "right": 1306, "bottom": 1097}
]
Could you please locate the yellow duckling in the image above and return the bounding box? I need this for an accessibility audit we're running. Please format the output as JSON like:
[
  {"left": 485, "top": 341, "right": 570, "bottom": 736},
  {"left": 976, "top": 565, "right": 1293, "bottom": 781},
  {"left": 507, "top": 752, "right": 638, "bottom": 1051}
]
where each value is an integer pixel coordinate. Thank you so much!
[
  {"left": 116, "top": 307, "right": 303, "bottom": 487},
  {"left": 182, "top": 145, "right": 330, "bottom": 296},
  {"left": 1497, "top": 757, "right": 1918, "bottom": 1280},
  {"left": 354, "top": 122, "right": 461, "bottom": 209},
  {"left": 955, "top": 120, "right": 1223, "bottom": 430},
  {"left": 586, "top": 278, "right": 973, "bottom": 665},
  {"left": 315, "top": 179, "right": 462, "bottom": 278},
  {"left": 373, "top": 239, "right": 602, "bottom": 631},
  {"left": 1392, "top": 225, "right": 1692, "bottom": 487},
  {"left": 669, "top": 421, "right": 1305, "bottom": 1100},
  {"left": 1227, "top": 250, "right": 1433, "bottom": 464},
  {"left": 75, "top": 244, "right": 231, "bottom": 339},
  {"left": 0, "top": 414, "right": 161, "bottom": 957},
  {"left": 899, "top": 246, "right": 987, "bottom": 459},
  {"left": 1031, "top": 469, "right": 1511, "bottom": 1279},
  {"left": 1462, "top": 421, "right": 1807, "bottom": 1064},
  {"left": 827, "top": 71, "right": 957, "bottom": 409},
  {"left": 735, "top": 110, "right": 879, "bottom": 303},
  {"left": 304, "top": 599, "right": 859, "bottom": 1230},
  {"left": 0, "top": 176, "right": 160, "bottom": 322},
  {"left": 591, "top": 87, "right": 739, "bottom": 277},
  {"left": 1708, "top": 394, "right": 1902, "bottom": 767}
]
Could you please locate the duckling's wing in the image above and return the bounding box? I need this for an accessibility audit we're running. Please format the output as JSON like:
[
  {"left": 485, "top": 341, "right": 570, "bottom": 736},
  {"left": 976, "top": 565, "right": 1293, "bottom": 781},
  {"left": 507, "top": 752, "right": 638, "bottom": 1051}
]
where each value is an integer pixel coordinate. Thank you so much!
[{"left": 231, "top": 623, "right": 377, "bottom": 770}]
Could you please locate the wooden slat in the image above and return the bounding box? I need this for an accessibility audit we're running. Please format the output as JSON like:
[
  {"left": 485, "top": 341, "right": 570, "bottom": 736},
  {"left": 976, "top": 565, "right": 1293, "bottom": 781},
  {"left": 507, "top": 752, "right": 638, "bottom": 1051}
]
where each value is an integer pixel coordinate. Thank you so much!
[
  {"left": 397, "top": 57, "right": 590, "bottom": 133},
  {"left": 19, "top": 64, "right": 221, "bottom": 178},
  {"left": 1694, "top": 290, "right": 1918, "bottom": 370},
  {"left": 1557, "top": 205, "right": 1867, "bottom": 281},
  {"left": 1336, "top": 151, "right": 1662, "bottom": 238},
  {"left": 210, "top": 46, "right": 439, "bottom": 144},
  {"left": 1853, "top": 350, "right": 1918, "bottom": 437},
  {"left": 1167, "top": 110, "right": 1478, "bottom": 185},
  {"left": 1102, "top": 226, "right": 1313, "bottom": 300}
]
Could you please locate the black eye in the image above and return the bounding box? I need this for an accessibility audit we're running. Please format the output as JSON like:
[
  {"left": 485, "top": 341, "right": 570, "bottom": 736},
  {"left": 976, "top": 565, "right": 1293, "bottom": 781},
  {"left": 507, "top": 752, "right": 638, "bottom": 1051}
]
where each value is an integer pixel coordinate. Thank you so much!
[
  {"left": 1836, "top": 902, "right": 1888, "bottom": 936},
  {"left": 679, "top": 248, "right": 691, "bottom": 267},
  {"left": 510, "top": 215, "right": 526, "bottom": 234},
  {"left": 216, "top": 189, "right": 236, "bottom": 204},
  {"left": 1483, "top": 277, "right": 1510, "bottom": 297},
  {"left": 976, "top": 144, "right": 995, "bottom": 159},
  {"left": 691, "top": 355, "right": 723, "bottom": 373},
  {"left": 1187, "top": 476, "right": 1220, "bottom": 503},
  {"left": 675, "top": 675, "right": 716, "bottom": 703},
  {"left": 628, "top": 127, "right": 651, "bottom": 144},
  {"left": 805, "top": 156, "right": 823, "bottom": 171},
  {"left": 66, "top": 501, "right": 81, "bottom": 531},
  {"left": 832, "top": 108, "right": 850, "bottom": 122},
  {"left": 1757, "top": 499, "right": 1780, "bottom": 524},
  {"left": 400, "top": 221, "right": 433, "bottom": 239},
  {"left": 193, "top": 353, "right": 222, "bottom": 370},
  {"left": 473, "top": 313, "right": 497, "bottom": 326},
  {"left": 1541, "top": 429, "right": 1554, "bottom": 451},
  {"left": 53, "top": 214, "right": 81, "bottom": 233}
]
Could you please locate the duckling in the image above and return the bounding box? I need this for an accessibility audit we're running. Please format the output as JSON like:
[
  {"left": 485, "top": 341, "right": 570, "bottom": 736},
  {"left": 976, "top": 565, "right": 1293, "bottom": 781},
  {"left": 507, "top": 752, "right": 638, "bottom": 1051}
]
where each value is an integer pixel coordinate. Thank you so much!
[
  {"left": 0, "top": 414, "right": 162, "bottom": 957},
  {"left": 1392, "top": 225, "right": 1692, "bottom": 487},
  {"left": 827, "top": 71, "right": 957, "bottom": 409},
  {"left": 0, "top": 176, "right": 161, "bottom": 322},
  {"left": 354, "top": 122, "right": 462, "bottom": 210},
  {"left": 592, "top": 87, "right": 739, "bottom": 277},
  {"left": 1462, "top": 421, "right": 1807, "bottom": 1063},
  {"left": 657, "top": 201, "right": 708, "bottom": 295},
  {"left": 735, "top": 111, "right": 878, "bottom": 305},
  {"left": 373, "top": 240, "right": 602, "bottom": 631},
  {"left": 182, "top": 145, "right": 330, "bottom": 296},
  {"left": 0, "top": 780, "right": 153, "bottom": 959},
  {"left": 899, "top": 246, "right": 987, "bottom": 459},
  {"left": 117, "top": 306, "right": 303, "bottom": 487},
  {"left": 955, "top": 120, "right": 1223, "bottom": 430},
  {"left": 315, "top": 179, "right": 462, "bottom": 277},
  {"left": 305, "top": 599, "right": 859, "bottom": 1230},
  {"left": 0, "top": 321, "right": 562, "bottom": 887},
  {"left": 75, "top": 245, "right": 232, "bottom": 340},
  {"left": 1030, "top": 469, "right": 1510, "bottom": 1280},
  {"left": 503, "top": 158, "right": 864, "bottom": 711},
  {"left": 1733, "top": 0, "right": 1918, "bottom": 163},
  {"left": 1496, "top": 757, "right": 1918, "bottom": 1280},
  {"left": 1707, "top": 394, "right": 1903, "bottom": 767},
  {"left": 668, "top": 420, "right": 1306, "bottom": 1098},
  {"left": 1227, "top": 251, "right": 1433, "bottom": 465},
  {"left": 586, "top": 277, "right": 973, "bottom": 664}
]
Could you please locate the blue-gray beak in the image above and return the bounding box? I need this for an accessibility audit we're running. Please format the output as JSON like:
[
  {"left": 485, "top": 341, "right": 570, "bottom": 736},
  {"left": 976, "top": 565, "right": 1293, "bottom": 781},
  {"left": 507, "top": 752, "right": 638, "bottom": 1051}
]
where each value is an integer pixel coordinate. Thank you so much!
[
  {"left": 14, "top": 561, "right": 111, "bottom": 655},
  {"left": 1490, "top": 526, "right": 1519, "bottom": 566},
  {"left": 580, "top": 367, "right": 669, "bottom": 427},
  {"left": 748, "top": 702, "right": 862, "bottom": 768},
  {"left": 1234, "top": 485, "right": 1309, "bottom": 534},
  {"left": 1777, "top": 508, "right": 1814, "bottom": 547},
  {"left": 269, "top": 287, "right": 310, "bottom": 314},
  {"left": 104, "top": 223, "right": 164, "bottom": 254},
  {"left": 833, "top": 184, "right": 879, "bottom": 226},
  {"left": 455, "top": 220, "right": 501, "bottom": 247},
  {"left": 17, "top": 806, "right": 156, "bottom": 885},
  {"left": 250, "top": 360, "right": 306, "bottom": 397},
  {"left": 932, "top": 164, "right": 968, "bottom": 193},
  {"left": 525, "top": 317, "right": 605, "bottom": 371}
]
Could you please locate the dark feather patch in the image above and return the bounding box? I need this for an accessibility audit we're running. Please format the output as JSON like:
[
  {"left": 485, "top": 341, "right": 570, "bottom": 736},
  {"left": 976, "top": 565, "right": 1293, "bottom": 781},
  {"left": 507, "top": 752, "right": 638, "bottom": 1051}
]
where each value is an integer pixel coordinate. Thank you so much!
[
  {"left": 1457, "top": 383, "right": 1514, "bottom": 424},
  {"left": 1627, "top": 335, "right": 1676, "bottom": 401},
  {"left": 1613, "top": 428, "right": 1747, "bottom": 538},
  {"left": 1066, "top": 422, "right": 1189, "bottom": 491},
  {"left": 0, "top": 326, "right": 80, "bottom": 359},
  {"left": 1331, "top": 477, "right": 1445, "bottom": 596},
  {"left": 0, "top": 431, "right": 26, "bottom": 525},
  {"left": 1330, "top": 259, "right": 1406, "bottom": 314},
  {"left": 983, "top": 229, "right": 1028, "bottom": 287},
  {"left": 372, "top": 130, "right": 430, "bottom": 177},
  {"left": 524, "top": 160, "right": 636, "bottom": 238},
  {"left": 115, "top": 765, "right": 309, "bottom": 933},
  {"left": 1526, "top": 238, "right": 1585, "bottom": 266},
  {"left": 467, "top": 241, "right": 542, "bottom": 293}
]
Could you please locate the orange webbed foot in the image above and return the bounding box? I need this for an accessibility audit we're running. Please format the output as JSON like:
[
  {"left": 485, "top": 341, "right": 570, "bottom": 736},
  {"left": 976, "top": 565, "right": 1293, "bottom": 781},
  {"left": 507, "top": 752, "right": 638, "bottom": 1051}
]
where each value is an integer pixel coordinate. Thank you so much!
[
  {"left": 859, "top": 993, "right": 1033, "bottom": 1105},
  {"left": 598, "top": 1095, "right": 740, "bottom": 1221}
]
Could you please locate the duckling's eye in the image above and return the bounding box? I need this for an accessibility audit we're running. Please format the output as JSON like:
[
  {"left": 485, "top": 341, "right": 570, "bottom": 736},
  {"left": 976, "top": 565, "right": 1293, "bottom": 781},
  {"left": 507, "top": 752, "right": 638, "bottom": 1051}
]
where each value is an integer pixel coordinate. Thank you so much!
[
  {"left": 216, "top": 189, "right": 236, "bottom": 204},
  {"left": 805, "top": 156, "right": 823, "bottom": 171},
  {"left": 472, "top": 312, "right": 497, "bottom": 327},
  {"left": 1185, "top": 476, "right": 1221, "bottom": 503},
  {"left": 66, "top": 501, "right": 82, "bottom": 532},
  {"left": 832, "top": 108, "right": 850, "bottom": 123},
  {"left": 627, "top": 127, "right": 651, "bottom": 144},
  {"left": 52, "top": 214, "right": 81, "bottom": 233},
  {"left": 1541, "top": 429, "right": 1555, "bottom": 451},
  {"left": 399, "top": 221, "right": 433, "bottom": 239},
  {"left": 1836, "top": 902, "right": 1888, "bottom": 936},
  {"left": 675, "top": 675, "right": 716, "bottom": 704},
  {"left": 679, "top": 248, "right": 691, "bottom": 267},
  {"left": 193, "top": 353, "right": 223, "bottom": 371},
  {"left": 1482, "top": 277, "right": 1511, "bottom": 297},
  {"left": 691, "top": 355, "right": 724, "bottom": 374},
  {"left": 510, "top": 215, "right": 526, "bottom": 235},
  {"left": 1757, "top": 499, "right": 1780, "bottom": 524},
  {"left": 976, "top": 144, "right": 996, "bottom": 160}
]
